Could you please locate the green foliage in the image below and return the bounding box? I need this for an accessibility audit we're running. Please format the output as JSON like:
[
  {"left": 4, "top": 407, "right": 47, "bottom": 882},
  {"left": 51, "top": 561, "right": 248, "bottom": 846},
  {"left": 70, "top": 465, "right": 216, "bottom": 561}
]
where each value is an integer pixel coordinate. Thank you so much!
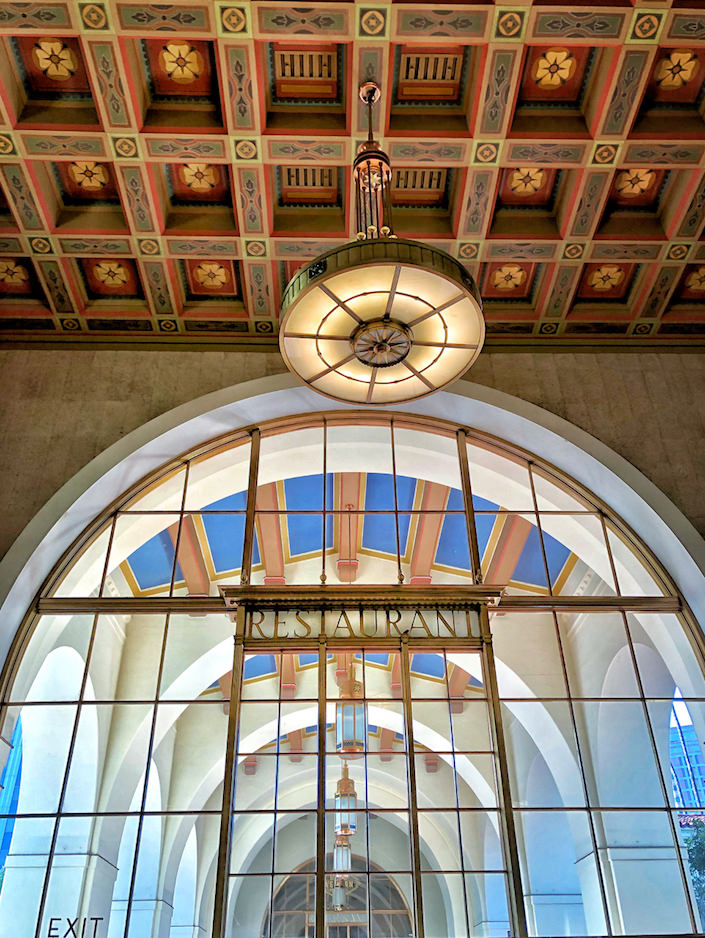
[{"left": 684, "top": 818, "right": 705, "bottom": 921}]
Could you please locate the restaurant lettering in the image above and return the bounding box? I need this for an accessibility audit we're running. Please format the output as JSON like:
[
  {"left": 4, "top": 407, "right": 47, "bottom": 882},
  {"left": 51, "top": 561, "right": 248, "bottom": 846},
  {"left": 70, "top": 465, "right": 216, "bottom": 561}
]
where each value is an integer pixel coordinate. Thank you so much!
[{"left": 245, "top": 607, "right": 478, "bottom": 639}]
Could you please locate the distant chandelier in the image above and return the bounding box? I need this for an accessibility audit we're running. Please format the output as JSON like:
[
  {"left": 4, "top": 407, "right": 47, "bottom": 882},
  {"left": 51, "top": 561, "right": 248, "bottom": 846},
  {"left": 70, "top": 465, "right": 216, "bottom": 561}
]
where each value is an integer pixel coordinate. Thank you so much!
[{"left": 279, "top": 82, "right": 485, "bottom": 405}]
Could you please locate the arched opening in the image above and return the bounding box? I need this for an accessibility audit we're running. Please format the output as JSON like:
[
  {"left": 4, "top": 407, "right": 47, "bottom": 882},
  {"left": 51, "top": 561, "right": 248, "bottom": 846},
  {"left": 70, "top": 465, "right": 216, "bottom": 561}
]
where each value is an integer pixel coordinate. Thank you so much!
[{"left": 1, "top": 406, "right": 704, "bottom": 938}]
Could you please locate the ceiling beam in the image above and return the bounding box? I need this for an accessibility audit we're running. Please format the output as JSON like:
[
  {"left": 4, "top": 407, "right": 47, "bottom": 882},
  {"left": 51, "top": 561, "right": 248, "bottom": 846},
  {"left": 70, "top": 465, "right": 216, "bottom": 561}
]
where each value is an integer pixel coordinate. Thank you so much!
[
  {"left": 409, "top": 482, "right": 450, "bottom": 585},
  {"left": 255, "top": 482, "right": 286, "bottom": 585}
]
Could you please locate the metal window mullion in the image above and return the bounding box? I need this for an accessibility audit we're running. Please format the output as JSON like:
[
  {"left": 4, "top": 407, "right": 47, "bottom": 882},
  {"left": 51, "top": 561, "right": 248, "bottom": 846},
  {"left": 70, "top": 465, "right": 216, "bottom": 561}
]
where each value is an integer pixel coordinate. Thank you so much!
[
  {"left": 446, "top": 650, "right": 472, "bottom": 938},
  {"left": 400, "top": 636, "right": 425, "bottom": 938},
  {"left": 241, "top": 429, "right": 261, "bottom": 585},
  {"left": 390, "top": 420, "right": 404, "bottom": 584},
  {"left": 121, "top": 606, "right": 174, "bottom": 938},
  {"left": 456, "top": 429, "right": 482, "bottom": 585},
  {"left": 168, "top": 460, "right": 191, "bottom": 596},
  {"left": 550, "top": 609, "right": 613, "bottom": 935},
  {"left": 322, "top": 420, "right": 327, "bottom": 584},
  {"left": 31, "top": 609, "right": 102, "bottom": 938},
  {"left": 622, "top": 610, "right": 700, "bottom": 933},
  {"left": 316, "top": 631, "right": 327, "bottom": 937},
  {"left": 480, "top": 605, "right": 529, "bottom": 938},
  {"left": 212, "top": 608, "right": 245, "bottom": 938}
]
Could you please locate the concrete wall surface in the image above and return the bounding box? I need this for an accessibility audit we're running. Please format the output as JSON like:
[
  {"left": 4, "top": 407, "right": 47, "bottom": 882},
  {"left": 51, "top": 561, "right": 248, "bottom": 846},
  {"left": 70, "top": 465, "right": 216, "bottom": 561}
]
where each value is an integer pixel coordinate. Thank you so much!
[{"left": 1, "top": 348, "right": 704, "bottom": 562}]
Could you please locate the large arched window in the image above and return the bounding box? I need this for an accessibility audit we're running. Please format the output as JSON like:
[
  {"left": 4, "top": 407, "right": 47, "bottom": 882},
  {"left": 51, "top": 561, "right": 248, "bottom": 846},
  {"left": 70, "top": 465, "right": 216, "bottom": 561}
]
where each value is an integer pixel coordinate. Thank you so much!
[{"left": 1, "top": 413, "right": 703, "bottom": 938}]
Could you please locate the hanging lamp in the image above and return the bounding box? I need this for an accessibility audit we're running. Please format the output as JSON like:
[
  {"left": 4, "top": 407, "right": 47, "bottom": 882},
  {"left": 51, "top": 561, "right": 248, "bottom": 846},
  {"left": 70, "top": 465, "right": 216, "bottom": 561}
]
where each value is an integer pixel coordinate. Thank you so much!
[{"left": 279, "top": 81, "right": 485, "bottom": 405}]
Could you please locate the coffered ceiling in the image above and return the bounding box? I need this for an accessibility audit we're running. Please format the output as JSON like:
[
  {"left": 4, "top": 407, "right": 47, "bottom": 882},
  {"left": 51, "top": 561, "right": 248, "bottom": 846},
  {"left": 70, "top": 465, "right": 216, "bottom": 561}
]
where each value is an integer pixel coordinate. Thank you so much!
[{"left": 0, "top": 1, "right": 705, "bottom": 348}]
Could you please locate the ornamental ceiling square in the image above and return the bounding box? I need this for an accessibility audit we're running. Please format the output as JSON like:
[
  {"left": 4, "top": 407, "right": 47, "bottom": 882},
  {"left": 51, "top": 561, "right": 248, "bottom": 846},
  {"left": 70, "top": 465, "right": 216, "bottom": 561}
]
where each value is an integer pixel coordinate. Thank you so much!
[{"left": 0, "top": 2, "right": 703, "bottom": 347}]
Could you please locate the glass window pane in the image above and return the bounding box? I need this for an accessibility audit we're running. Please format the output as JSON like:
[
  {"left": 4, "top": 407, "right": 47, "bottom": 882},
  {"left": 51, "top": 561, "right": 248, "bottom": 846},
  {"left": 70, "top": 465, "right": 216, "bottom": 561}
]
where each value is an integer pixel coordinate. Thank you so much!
[
  {"left": 468, "top": 441, "right": 533, "bottom": 511},
  {"left": 451, "top": 701, "right": 492, "bottom": 752},
  {"left": 421, "top": 871, "right": 468, "bottom": 938},
  {"left": 277, "top": 754, "right": 318, "bottom": 811},
  {"left": 446, "top": 652, "right": 485, "bottom": 698},
  {"left": 368, "top": 753, "right": 408, "bottom": 809},
  {"left": 275, "top": 811, "right": 316, "bottom": 872},
  {"left": 52, "top": 522, "right": 111, "bottom": 598},
  {"left": 503, "top": 701, "right": 585, "bottom": 807},
  {"left": 176, "top": 511, "right": 243, "bottom": 593},
  {"left": 557, "top": 612, "right": 640, "bottom": 698},
  {"left": 103, "top": 513, "right": 180, "bottom": 598},
  {"left": 573, "top": 701, "right": 665, "bottom": 807},
  {"left": 327, "top": 423, "right": 394, "bottom": 501},
  {"left": 122, "top": 464, "right": 186, "bottom": 511},
  {"left": 8, "top": 614, "right": 94, "bottom": 704},
  {"left": 0, "top": 816, "right": 55, "bottom": 932},
  {"left": 674, "top": 810, "right": 705, "bottom": 930},
  {"left": 627, "top": 612, "right": 705, "bottom": 697},
  {"left": 252, "top": 512, "right": 322, "bottom": 586},
  {"left": 458, "top": 811, "right": 504, "bottom": 871},
  {"left": 492, "top": 612, "right": 567, "bottom": 698},
  {"left": 411, "top": 700, "right": 451, "bottom": 751},
  {"left": 399, "top": 512, "right": 471, "bottom": 584},
  {"left": 648, "top": 698, "right": 705, "bottom": 808},
  {"left": 539, "top": 514, "right": 616, "bottom": 596},
  {"left": 326, "top": 809, "right": 367, "bottom": 869},
  {"left": 370, "top": 871, "right": 415, "bottom": 938},
  {"left": 368, "top": 812, "right": 411, "bottom": 871},
  {"left": 415, "top": 753, "right": 458, "bottom": 809},
  {"left": 160, "top": 612, "right": 234, "bottom": 700},
  {"left": 89, "top": 614, "right": 165, "bottom": 701},
  {"left": 185, "top": 438, "right": 251, "bottom": 510},
  {"left": 465, "top": 872, "right": 511, "bottom": 937},
  {"left": 231, "top": 813, "right": 273, "bottom": 874},
  {"left": 395, "top": 426, "right": 462, "bottom": 492},
  {"left": 238, "top": 702, "right": 279, "bottom": 754},
  {"left": 479, "top": 513, "right": 548, "bottom": 594},
  {"left": 364, "top": 651, "right": 401, "bottom": 699},
  {"left": 227, "top": 874, "right": 273, "bottom": 938},
  {"left": 153, "top": 702, "right": 227, "bottom": 811},
  {"left": 235, "top": 752, "right": 276, "bottom": 811},
  {"left": 514, "top": 809, "right": 603, "bottom": 936},
  {"left": 259, "top": 427, "right": 324, "bottom": 497},
  {"left": 418, "top": 810, "right": 462, "bottom": 870},
  {"left": 531, "top": 465, "right": 592, "bottom": 512},
  {"left": 63, "top": 703, "right": 153, "bottom": 813},
  {"left": 5, "top": 704, "right": 76, "bottom": 813},
  {"left": 455, "top": 754, "right": 498, "bottom": 809},
  {"left": 606, "top": 521, "right": 667, "bottom": 596},
  {"left": 409, "top": 652, "right": 449, "bottom": 698},
  {"left": 594, "top": 810, "right": 692, "bottom": 935}
]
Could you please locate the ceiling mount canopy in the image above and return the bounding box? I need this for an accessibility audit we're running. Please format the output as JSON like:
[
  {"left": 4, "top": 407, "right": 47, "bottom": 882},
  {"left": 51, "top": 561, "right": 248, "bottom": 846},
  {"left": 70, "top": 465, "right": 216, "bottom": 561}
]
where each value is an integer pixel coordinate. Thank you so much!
[{"left": 279, "top": 82, "right": 485, "bottom": 406}]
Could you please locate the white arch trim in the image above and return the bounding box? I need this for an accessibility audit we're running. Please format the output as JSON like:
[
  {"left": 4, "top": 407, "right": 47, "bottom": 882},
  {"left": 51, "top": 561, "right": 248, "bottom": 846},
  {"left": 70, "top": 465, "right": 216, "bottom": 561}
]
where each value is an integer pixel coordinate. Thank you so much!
[{"left": 1, "top": 374, "right": 705, "bottom": 665}]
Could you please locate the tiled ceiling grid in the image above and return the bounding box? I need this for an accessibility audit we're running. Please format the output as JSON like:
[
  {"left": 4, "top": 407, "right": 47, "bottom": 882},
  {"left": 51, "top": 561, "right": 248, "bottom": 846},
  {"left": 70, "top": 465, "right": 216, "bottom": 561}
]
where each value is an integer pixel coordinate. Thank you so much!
[{"left": 0, "top": 2, "right": 704, "bottom": 346}]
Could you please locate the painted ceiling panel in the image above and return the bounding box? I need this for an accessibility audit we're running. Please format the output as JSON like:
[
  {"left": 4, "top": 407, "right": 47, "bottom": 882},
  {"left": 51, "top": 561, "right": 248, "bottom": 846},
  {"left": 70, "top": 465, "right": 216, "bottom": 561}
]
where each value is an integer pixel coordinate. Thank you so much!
[{"left": 0, "top": 3, "right": 702, "bottom": 345}]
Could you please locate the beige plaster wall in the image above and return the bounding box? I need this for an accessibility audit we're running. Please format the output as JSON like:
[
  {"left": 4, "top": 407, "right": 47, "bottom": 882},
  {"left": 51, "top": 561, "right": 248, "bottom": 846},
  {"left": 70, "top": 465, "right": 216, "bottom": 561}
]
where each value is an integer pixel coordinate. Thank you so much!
[{"left": 1, "top": 349, "right": 704, "bottom": 560}]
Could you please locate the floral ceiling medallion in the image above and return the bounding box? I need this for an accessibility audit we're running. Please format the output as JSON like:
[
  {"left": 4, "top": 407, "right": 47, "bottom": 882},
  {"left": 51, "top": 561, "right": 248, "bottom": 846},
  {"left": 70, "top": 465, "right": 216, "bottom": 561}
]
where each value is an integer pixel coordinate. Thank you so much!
[
  {"left": 589, "top": 265, "right": 624, "bottom": 291},
  {"left": 615, "top": 168, "right": 656, "bottom": 199},
  {"left": 0, "top": 261, "right": 28, "bottom": 285},
  {"left": 159, "top": 43, "right": 204, "bottom": 84},
  {"left": 492, "top": 265, "right": 527, "bottom": 291},
  {"left": 94, "top": 261, "right": 128, "bottom": 286},
  {"left": 31, "top": 39, "right": 78, "bottom": 82},
  {"left": 181, "top": 163, "right": 219, "bottom": 191},
  {"left": 194, "top": 262, "right": 229, "bottom": 289},
  {"left": 69, "top": 161, "right": 109, "bottom": 190},
  {"left": 510, "top": 167, "right": 545, "bottom": 196},
  {"left": 686, "top": 267, "right": 705, "bottom": 292},
  {"left": 654, "top": 49, "right": 698, "bottom": 90},
  {"left": 533, "top": 48, "right": 576, "bottom": 89}
]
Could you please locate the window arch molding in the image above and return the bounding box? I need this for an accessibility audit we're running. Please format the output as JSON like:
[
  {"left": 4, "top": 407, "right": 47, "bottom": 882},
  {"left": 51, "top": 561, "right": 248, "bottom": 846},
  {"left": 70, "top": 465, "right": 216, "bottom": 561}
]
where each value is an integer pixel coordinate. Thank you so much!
[{"left": 1, "top": 373, "right": 704, "bottom": 662}]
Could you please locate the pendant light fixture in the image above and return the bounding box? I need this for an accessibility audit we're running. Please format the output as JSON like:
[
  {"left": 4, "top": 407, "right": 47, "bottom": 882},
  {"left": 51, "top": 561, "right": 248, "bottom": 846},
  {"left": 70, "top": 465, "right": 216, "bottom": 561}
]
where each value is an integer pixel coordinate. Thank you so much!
[{"left": 279, "top": 81, "right": 485, "bottom": 405}]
